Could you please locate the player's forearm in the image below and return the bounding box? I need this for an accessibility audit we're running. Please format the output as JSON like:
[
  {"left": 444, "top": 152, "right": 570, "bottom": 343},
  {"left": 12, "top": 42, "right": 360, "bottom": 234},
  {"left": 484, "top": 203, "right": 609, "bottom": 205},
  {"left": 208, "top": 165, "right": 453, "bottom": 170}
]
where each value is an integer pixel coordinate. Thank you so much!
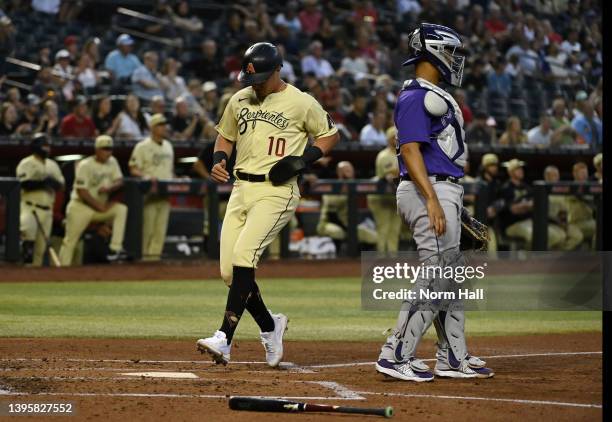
[
  {"left": 312, "top": 133, "right": 340, "bottom": 156},
  {"left": 213, "top": 135, "right": 234, "bottom": 157},
  {"left": 400, "top": 143, "right": 437, "bottom": 201},
  {"left": 77, "top": 188, "right": 105, "bottom": 211},
  {"left": 108, "top": 179, "right": 123, "bottom": 193},
  {"left": 129, "top": 166, "right": 144, "bottom": 178}
]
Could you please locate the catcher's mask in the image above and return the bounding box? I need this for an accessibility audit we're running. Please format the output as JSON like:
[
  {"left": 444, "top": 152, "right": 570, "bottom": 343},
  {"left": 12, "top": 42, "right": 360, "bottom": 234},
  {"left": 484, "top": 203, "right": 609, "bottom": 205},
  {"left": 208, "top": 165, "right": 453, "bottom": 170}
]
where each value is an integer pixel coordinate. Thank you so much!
[{"left": 403, "top": 23, "right": 467, "bottom": 87}]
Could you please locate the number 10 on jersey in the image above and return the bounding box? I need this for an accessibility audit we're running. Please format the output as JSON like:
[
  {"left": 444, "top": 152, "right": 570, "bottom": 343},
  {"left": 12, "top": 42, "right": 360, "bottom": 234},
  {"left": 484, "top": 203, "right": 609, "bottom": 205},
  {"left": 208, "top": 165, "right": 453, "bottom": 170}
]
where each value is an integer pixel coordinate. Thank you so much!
[{"left": 268, "top": 137, "right": 286, "bottom": 157}]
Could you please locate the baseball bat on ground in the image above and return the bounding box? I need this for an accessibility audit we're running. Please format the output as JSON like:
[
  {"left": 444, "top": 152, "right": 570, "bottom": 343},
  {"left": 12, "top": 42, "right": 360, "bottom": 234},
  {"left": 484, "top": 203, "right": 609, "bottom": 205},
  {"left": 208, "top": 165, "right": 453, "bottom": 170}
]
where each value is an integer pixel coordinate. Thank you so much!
[
  {"left": 31, "top": 210, "right": 61, "bottom": 267},
  {"left": 229, "top": 396, "right": 393, "bottom": 418}
]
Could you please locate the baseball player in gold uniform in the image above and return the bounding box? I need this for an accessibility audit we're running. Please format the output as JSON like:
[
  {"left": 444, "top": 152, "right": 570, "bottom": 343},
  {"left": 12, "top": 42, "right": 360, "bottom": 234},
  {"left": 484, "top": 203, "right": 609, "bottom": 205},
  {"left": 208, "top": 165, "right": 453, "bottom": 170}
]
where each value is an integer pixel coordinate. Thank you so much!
[
  {"left": 197, "top": 42, "right": 339, "bottom": 366},
  {"left": 16, "top": 133, "right": 65, "bottom": 266},
  {"left": 367, "top": 127, "right": 402, "bottom": 253},
  {"left": 59, "top": 135, "right": 127, "bottom": 266},
  {"left": 129, "top": 114, "right": 175, "bottom": 261}
]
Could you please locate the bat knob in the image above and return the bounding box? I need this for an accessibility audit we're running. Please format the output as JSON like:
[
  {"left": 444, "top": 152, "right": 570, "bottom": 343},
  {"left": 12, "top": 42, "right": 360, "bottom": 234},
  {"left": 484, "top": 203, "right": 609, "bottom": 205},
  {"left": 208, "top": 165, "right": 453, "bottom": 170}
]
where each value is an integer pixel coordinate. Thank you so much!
[{"left": 384, "top": 406, "right": 394, "bottom": 418}]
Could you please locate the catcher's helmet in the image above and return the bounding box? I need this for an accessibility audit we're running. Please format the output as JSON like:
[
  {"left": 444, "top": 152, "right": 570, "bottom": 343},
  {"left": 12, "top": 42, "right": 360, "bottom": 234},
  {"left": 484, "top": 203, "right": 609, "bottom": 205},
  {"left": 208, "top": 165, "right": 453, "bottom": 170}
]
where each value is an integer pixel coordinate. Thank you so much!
[
  {"left": 403, "top": 23, "right": 466, "bottom": 87},
  {"left": 238, "top": 42, "right": 283, "bottom": 86}
]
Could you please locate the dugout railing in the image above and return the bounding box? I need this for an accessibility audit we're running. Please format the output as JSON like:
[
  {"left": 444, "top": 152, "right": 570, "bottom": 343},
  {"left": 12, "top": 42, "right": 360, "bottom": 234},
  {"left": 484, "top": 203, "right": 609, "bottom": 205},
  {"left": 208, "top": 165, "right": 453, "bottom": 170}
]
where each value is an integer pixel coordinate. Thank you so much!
[
  {"left": 0, "top": 178, "right": 602, "bottom": 262},
  {"left": 532, "top": 181, "right": 603, "bottom": 250}
]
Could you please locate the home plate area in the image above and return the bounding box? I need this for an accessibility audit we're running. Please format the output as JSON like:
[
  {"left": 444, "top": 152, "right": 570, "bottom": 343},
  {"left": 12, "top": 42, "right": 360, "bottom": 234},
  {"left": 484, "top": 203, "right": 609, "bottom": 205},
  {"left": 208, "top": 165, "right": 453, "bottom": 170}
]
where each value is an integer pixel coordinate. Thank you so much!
[{"left": 0, "top": 334, "right": 602, "bottom": 421}]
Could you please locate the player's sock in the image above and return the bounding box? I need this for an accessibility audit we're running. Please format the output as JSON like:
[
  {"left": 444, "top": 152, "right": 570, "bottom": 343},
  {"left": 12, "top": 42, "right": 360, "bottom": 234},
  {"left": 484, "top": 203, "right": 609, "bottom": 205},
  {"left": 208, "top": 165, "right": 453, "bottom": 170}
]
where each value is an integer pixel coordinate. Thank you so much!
[
  {"left": 219, "top": 266, "right": 255, "bottom": 343},
  {"left": 245, "top": 281, "right": 275, "bottom": 333}
]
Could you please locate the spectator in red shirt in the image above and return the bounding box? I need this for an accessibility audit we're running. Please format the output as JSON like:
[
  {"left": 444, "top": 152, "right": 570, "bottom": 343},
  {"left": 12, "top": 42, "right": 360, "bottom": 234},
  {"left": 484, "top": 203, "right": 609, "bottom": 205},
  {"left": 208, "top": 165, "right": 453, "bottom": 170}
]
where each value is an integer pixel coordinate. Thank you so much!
[
  {"left": 60, "top": 96, "right": 97, "bottom": 138},
  {"left": 453, "top": 89, "right": 473, "bottom": 126},
  {"left": 298, "top": 0, "right": 322, "bottom": 36},
  {"left": 484, "top": 3, "right": 507, "bottom": 38},
  {"left": 542, "top": 19, "right": 562, "bottom": 45},
  {"left": 352, "top": 0, "right": 378, "bottom": 26}
]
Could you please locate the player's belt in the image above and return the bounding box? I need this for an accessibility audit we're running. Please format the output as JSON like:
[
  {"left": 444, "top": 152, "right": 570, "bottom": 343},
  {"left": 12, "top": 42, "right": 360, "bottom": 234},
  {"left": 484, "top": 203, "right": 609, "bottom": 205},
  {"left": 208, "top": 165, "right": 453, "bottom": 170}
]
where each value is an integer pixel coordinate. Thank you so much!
[
  {"left": 235, "top": 171, "right": 266, "bottom": 182},
  {"left": 400, "top": 174, "right": 461, "bottom": 184},
  {"left": 25, "top": 201, "right": 51, "bottom": 210}
]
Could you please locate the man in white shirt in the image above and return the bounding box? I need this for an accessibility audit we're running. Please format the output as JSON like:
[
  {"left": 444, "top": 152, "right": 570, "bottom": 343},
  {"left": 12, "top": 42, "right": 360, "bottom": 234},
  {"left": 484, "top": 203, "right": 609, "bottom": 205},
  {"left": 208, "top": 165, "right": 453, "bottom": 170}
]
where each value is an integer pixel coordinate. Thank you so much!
[
  {"left": 131, "top": 51, "right": 166, "bottom": 102},
  {"left": 560, "top": 29, "right": 581, "bottom": 55},
  {"left": 359, "top": 110, "right": 388, "bottom": 147},
  {"left": 340, "top": 42, "right": 369, "bottom": 77},
  {"left": 301, "top": 40, "right": 335, "bottom": 79},
  {"left": 527, "top": 114, "right": 552, "bottom": 146}
]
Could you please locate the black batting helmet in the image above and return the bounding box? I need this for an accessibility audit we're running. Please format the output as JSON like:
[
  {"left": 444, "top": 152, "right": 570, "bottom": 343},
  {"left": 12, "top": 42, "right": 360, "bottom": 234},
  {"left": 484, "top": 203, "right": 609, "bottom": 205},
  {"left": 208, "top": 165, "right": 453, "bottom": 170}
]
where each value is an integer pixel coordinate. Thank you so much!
[
  {"left": 31, "top": 132, "right": 50, "bottom": 158},
  {"left": 238, "top": 42, "right": 283, "bottom": 86}
]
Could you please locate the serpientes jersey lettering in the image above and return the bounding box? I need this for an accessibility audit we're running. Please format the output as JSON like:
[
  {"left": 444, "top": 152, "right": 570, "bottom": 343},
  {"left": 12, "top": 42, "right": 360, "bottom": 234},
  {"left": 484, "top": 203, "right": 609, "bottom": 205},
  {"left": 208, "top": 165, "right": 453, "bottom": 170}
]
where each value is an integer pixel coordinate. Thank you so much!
[
  {"left": 71, "top": 156, "right": 123, "bottom": 204},
  {"left": 16, "top": 155, "right": 65, "bottom": 207},
  {"left": 395, "top": 78, "right": 466, "bottom": 179},
  {"left": 129, "top": 137, "right": 174, "bottom": 179},
  {"left": 215, "top": 84, "right": 338, "bottom": 175}
]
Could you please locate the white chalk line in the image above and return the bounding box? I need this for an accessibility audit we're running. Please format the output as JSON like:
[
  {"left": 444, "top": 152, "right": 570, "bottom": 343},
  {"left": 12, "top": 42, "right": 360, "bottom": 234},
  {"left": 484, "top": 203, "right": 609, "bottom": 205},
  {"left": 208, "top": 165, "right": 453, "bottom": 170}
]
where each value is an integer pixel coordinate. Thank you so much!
[
  {"left": 307, "top": 381, "right": 365, "bottom": 399},
  {"left": 0, "top": 392, "right": 363, "bottom": 401},
  {"left": 356, "top": 391, "right": 602, "bottom": 409},
  {"left": 0, "top": 389, "right": 601, "bottom": 409},
  {"left": 1, "top": 351, "right": 602, "bottom": 410},
  {"left": 306, "top": 350, "right": 603, "bottom": 369},
  {"left": 2, "top": 351, "right": 602, "bottom": 371},
  {"left": 0, "top": 358, "right": 269, "bottom": 364}
]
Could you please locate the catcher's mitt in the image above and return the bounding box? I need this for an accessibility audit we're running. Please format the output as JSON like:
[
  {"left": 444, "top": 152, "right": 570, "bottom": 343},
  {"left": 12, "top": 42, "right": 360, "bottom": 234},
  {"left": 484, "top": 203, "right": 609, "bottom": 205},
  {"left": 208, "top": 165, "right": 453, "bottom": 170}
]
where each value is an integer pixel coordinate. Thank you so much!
[
  {"left": 268, "top": 156, "right": 305, "bottom": 185},
  {"left": 460, "top": 208, "right": 490, "bottom": 251}
]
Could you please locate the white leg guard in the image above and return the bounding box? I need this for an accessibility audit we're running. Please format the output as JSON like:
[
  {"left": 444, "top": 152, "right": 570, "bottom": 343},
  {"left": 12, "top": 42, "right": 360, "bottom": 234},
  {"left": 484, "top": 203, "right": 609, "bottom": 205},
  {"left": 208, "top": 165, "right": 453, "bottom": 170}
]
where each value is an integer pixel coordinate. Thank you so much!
[
  {"left": 432, "top": 247, "right": 468, "bottom": 368},
  {"left": 379, "top": 254, "right": 440, "bottom": 362}
]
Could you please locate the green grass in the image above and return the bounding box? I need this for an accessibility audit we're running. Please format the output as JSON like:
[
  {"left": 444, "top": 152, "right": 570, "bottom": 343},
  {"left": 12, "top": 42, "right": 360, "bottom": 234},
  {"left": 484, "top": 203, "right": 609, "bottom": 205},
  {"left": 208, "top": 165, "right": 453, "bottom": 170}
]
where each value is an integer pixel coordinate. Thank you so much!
[{"left": 0, "top": 278, "right": 601, "bottom": 340}]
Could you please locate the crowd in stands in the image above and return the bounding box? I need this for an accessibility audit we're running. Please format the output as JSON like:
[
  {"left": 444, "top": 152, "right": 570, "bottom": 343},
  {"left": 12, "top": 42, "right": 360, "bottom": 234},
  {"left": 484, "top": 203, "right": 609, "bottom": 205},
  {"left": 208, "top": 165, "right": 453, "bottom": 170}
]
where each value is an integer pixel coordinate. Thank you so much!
[{"left": 0, "top": 0, "right": 603, "bottom": 151}]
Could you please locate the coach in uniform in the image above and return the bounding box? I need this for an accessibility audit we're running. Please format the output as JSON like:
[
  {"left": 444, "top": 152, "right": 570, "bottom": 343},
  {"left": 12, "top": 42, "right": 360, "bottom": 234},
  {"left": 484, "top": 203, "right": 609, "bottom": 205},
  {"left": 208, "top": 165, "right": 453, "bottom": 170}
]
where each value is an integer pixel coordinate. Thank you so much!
[
  {"left": 16, "top": 133, "right": 65, "bottom": 266},
  {"left": 367, "top": 126, "right": 401, "bottom": 253},
  {"left": 498, "top": 158, "right": 566, "bottom": 249},
  {"left": 566, "top": 162, "right": 596, "bottom": 249},
  {"left": 476, "top": 153, "right": 502, "bottom": 251},
  {"left": 59, "top": 135, "right": 127, "bottom": 265},
  {"left": 197, "top": 42, "right": 339, "bottom": 367},
  {"left": 316, "top": 161, "right": 377, "bottom": 250},
  {"left": 543, "top": 165, "right": 583, "bottom": 251},
  {"left": 129, "top": 113, "right": 175, "bottom": 261}
]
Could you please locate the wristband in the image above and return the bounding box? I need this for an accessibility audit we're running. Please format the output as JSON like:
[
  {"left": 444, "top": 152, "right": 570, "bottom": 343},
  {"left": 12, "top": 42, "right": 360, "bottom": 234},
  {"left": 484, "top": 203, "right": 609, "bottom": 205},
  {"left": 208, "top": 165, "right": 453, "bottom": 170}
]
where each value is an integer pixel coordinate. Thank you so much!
[
  {"left": 301, "top": 145, "right": 323, "bottom": 165},
  {"left": 213, "top": 151, "right": 228, "bottom": 166}
]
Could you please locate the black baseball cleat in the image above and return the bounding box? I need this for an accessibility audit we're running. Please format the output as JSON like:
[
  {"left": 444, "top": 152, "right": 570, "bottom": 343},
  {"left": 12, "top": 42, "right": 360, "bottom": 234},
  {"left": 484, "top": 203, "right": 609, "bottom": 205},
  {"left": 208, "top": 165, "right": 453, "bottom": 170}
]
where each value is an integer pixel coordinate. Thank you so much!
[{"left": 107, "top": 249, "right": 129, "bottom": 262}]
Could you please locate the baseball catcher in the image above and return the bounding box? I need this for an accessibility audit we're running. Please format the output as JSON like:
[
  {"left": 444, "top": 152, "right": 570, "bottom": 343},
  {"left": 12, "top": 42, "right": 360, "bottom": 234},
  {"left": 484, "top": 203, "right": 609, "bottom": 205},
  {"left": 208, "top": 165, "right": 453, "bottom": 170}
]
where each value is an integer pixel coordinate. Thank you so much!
[{"left": 375, "top": 23, "right": 494, "bottom": 381}]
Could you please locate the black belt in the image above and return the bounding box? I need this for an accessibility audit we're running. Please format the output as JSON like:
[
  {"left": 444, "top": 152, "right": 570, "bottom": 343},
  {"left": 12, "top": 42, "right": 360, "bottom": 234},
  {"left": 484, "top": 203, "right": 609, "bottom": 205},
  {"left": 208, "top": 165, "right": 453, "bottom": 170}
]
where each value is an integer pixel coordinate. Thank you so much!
[
  {"left": 25, "top": 201, "right": 51, "bottom": 210},
  {"left": 236, "top": 171, "right": 266, "bottom": 182},
  {"left": 400, "top": 174, "right": 461, "bottom": 184}
]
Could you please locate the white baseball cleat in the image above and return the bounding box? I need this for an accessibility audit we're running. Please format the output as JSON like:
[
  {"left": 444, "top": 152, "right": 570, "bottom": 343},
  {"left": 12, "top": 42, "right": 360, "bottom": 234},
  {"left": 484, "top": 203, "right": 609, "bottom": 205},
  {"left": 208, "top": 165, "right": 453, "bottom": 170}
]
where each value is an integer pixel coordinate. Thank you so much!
[
  {"left": 197, "top": 330, "right": 231, "bottom": 365},
  {"left": 434, "top": 353, "right": 494, "bottom": 378},
  {"left": 375, "top": 357, "right": 434, "bottom": 382},
  {"left": 260, "top": 312, "right": 288, "bottom": 367}
]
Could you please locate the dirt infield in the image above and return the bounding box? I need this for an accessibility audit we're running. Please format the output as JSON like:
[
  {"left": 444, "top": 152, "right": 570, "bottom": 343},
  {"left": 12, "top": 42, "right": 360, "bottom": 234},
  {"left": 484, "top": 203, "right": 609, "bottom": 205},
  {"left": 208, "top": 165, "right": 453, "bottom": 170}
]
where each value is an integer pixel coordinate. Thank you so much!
[{"left": 0, "top": 333, "right": 601, "bottom": 421}]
